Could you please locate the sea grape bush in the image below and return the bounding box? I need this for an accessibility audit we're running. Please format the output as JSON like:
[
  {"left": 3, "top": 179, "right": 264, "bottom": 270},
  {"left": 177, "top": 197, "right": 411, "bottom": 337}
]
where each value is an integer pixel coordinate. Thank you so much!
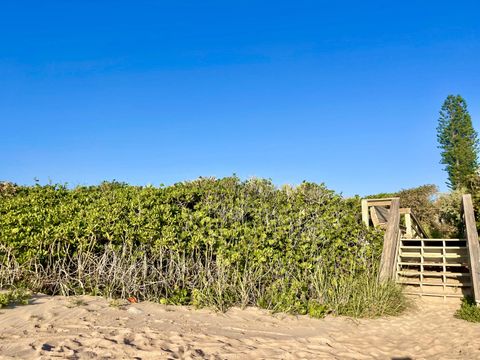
[{"left": 0, "top": 177, "right": 404, "bottom": 317}]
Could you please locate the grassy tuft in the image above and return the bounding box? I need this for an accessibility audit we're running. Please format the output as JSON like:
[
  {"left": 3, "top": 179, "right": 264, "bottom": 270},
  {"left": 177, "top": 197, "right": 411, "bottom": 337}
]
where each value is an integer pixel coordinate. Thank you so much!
[
  {"left": 310, "top": 264, "right": 408, "bottom": 318},
  {"left": 66, "top": 297, "right": 87, "bottom": 308}
]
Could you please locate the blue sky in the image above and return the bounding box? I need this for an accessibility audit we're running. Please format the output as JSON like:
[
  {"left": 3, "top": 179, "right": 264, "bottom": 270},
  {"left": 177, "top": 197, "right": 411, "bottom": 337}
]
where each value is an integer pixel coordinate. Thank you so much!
[{"left": 1, "top": 1, "right": 479, "bottom": 196}]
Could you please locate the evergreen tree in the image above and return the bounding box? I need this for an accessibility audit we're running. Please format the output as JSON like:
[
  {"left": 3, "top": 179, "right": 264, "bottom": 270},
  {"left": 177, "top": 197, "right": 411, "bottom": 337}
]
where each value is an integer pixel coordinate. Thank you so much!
[{"left": 437, "top": 95, "right": 479, "bottom": 190}]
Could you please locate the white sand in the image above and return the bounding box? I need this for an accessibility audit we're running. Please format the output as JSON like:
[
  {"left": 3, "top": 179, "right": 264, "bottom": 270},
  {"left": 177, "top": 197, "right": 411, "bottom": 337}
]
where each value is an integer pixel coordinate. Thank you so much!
[{"left": 0, "top": 295, "right": 479, "bottom": 359}]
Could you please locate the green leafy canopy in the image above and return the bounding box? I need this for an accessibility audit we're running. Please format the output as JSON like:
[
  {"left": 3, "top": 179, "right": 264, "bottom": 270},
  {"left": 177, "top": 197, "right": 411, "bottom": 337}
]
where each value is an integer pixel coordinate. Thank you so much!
[{"left": 437, "top": 95, "right": 479, "bottom": 190}]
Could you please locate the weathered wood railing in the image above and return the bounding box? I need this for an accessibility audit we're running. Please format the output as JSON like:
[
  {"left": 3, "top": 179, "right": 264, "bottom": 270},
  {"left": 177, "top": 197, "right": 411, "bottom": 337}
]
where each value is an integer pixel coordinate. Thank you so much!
[
  {"left": 362, "top": 198, "right": 428, "bottom": 238},
  {"left": 462, "top": 194, "right": 480, "bottom": 304}
]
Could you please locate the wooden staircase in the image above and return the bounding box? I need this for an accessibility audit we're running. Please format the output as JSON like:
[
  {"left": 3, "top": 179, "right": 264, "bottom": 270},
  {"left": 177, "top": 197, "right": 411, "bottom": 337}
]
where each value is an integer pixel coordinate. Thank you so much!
[
  {"left": 362, "top": 194, "right": 480, "bottom": 304},
  {"left": 396, "top": 238, "right": 472, "bottom": 299}
]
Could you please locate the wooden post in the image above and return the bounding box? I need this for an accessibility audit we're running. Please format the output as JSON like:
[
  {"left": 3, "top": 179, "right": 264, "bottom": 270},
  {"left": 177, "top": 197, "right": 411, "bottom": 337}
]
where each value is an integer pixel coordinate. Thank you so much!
[
  {"left": 378, "top": 198, "right": 401, "bottom": 282},
  {"left": 462, "top": 194, "right": 480, "bottom": 305},
  {"left": 361, "top": 199, "right": 369, "bottom": 227},
  {"left": 405, "top": 213, "right": 413, "bottom": 238}
]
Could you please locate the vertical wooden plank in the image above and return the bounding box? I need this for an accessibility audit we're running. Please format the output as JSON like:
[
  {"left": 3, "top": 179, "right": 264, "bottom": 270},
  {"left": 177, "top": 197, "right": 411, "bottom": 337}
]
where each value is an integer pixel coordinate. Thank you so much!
[
  {"left": 370, "top": 206, "right": 380, "bottom": 227},
  {"left": 379, "top": 198, "right": 401, "bottom": 282},
  {"left": 442, "top": 239, "right": 446, "bottom": 298},
  {"left": 392, "top": 230, "right": 401, "bottom": 280},
  {"left": 405, "top": 213, "right": 413, "bottom": 238},
  {"left": 421, "top": 241, "right": 425, "bottom": 293},
  {"left": 462, "top": 194, "right": 480, "bottom": 305},
  {"left": 361, "top": 199, "right": 369, "bottom": 227}
]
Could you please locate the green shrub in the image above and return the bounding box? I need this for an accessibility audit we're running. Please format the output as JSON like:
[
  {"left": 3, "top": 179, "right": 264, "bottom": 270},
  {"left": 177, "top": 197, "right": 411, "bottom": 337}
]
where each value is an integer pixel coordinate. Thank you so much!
[
  {"left": 434, "top": 190, "right": 463, "bottom": 238},
  {"left": 0, "top": 177, "right": 404, "bottom": 317},
  {"left": 307, "top": 300, "right": 330, "bottom": 318},
  {"left": 0, "top": 288, "right": 31, "bottom": 308},
  {"left": 455, "top": 297, "right": 480, "bottom": 322},
  {"left": 258, "top": 276, "right": 309, "bottom": 315}
]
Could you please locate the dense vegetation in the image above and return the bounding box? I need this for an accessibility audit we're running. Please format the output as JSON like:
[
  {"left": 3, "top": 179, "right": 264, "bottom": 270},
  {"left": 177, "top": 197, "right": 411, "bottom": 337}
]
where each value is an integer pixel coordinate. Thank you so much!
[{"left": 0, "top": 177, "right": 405, "bottom": 317}]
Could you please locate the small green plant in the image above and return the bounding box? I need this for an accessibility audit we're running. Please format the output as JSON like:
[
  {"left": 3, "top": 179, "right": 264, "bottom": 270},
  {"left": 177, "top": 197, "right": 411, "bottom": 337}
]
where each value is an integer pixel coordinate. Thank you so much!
[
  {"left": 307, "top": 300, "right": 330, "bottom": 318},
  {"left": 67, "top": 297, "right": 87, "bottom": 308},
  {"left": 258, "top": 277, "right": 309, "bottom": 315},
  {"left": 455, "top": 297, "right": 480, "bottom": 323},
  {"left": 0, "top": 288, "right": 31, "bottom": 308},
  {"left": 109, "top": 299, "right": 123, "bottom": 308}
]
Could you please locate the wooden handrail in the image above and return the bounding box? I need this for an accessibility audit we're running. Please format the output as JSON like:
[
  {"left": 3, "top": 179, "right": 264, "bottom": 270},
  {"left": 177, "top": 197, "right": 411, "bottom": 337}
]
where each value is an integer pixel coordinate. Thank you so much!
[
  {"left": 362, "top": 198, "right": 428, "bottom": 239},
  {"left": 378, "top": 198, "right": 401, "bottom": 282},
  {"left": 462, "top": 194, "right": 480, "bottom": 305},
  {"left": 408, "top": 211, "right": 429, "bottom": 239}
]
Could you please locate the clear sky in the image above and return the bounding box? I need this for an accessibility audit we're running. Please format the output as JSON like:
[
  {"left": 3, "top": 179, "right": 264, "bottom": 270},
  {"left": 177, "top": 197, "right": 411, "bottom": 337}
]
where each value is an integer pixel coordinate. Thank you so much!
[{"left": 1, "top": 1, "right": 480, "bottom": 196}]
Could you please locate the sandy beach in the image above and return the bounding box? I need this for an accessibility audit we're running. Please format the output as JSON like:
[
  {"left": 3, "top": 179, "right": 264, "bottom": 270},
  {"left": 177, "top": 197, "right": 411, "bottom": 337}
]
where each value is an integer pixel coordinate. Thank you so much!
[{"left": 0, "top": 295, "right": 478, "bottom": 359}]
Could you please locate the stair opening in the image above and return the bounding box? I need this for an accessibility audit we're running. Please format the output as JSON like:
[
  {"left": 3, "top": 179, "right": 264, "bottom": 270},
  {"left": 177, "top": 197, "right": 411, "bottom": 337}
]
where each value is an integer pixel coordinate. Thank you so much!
[{"left": 396, "top": 238, "right": 472, "bottom": 299}]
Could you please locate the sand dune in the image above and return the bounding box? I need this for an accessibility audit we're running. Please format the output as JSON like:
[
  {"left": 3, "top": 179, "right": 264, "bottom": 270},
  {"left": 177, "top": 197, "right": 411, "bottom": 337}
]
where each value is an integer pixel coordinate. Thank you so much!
[{"left": 0, "top": 295, "right": 479, "bottom": 359}]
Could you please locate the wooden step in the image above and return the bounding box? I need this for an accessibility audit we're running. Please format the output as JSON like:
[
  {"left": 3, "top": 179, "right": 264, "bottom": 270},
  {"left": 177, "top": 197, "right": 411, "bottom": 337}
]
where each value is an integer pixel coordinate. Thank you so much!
[
  {"left": 400, "top": 246, "right": 467, "bottom": 250},
  {"left": 402, "top": 283, "right": 468, "bottom": 294},
  {"left": 397, "top": 272, "right": 471, "bottom": 283},
  {"left": 397, "top": 280, "right": 471, "bottom": 287},
  {"left": 398, "top": 279, "right": 469, "bottom": 287},
  {"left": 397, "top": 262, "right": 467, "bottom": 267},
  {"left": 399, "top": 253, "right": 468, "bottom": 258},
  {"left": 401, "top": 239, "right": 465, "bottom": 241},
  {"left": 397, "top": 270, "right": 470, "bottom": 278},
  {"left": 399, "top": 259, "right": 468, "bottom": 265},
  {"left": 404, "top": 291, "right": 467, "bottom": 299}
]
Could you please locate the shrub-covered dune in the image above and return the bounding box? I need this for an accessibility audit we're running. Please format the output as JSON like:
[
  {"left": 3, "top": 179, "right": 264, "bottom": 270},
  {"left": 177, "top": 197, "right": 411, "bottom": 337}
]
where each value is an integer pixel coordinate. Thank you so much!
[{"left": 0, "top": 177, "right": 405, "bottom": 317}]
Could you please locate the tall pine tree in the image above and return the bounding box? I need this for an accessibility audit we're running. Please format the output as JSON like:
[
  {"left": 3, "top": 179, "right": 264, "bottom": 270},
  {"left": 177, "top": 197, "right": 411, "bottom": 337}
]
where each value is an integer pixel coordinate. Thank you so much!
[{"left": 437, "top": 95, "right": 479, "bottom": 190}]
